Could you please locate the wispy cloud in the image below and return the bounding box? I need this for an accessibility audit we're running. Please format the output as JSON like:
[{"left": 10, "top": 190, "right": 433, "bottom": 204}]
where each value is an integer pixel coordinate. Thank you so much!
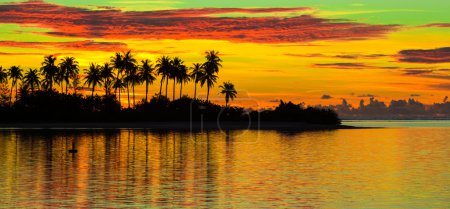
[
  {"left": 0, "top": 40, "right": 127, "bottom": 51},
  {"left": 397, "top": 47, "right": 450, "bottom": 63}
]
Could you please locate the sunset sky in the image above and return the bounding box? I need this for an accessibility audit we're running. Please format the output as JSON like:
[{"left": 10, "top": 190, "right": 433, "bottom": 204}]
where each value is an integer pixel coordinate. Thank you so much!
[{"left": 0, "top": 0, "right": 449, "bottom": 108}]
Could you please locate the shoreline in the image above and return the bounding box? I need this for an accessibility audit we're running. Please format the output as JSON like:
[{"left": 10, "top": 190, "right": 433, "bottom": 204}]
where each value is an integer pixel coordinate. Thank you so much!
[{"left": 0, "top": 121, "right": 361, "bottom": 131}]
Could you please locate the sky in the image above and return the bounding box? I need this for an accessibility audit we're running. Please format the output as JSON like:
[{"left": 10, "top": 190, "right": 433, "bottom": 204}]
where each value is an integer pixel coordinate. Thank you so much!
[{"left": 0, "top": 0, "right": 449, "bottom": 108}]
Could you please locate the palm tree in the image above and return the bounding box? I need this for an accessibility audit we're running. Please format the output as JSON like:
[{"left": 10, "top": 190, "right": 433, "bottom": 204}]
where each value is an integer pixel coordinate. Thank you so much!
[
  {"left": 155, "top": 56, "right": 171, "bottom": 98},
  {"left": 59, "top": 57, "right": 79, "bottom": 94},
  {"left": 190, "top": 63, "right": 203, "bottom": 100},
  {"left": 41, "top": 55, "right": 58, "bottom": 91},
  {"left": 0, "top": 66, "right": 8, "bottom": 84},
  {"left": 23, "top": 68, "right": 41, "bottom": 93},
  {"left": 55, "top": 65, "right": 65, "bottom": 93},
  {"left": 100, "top": 63, "right": 114, "bottom": 96},
  {"left": 8, "top": 66, "right": 22, "bottom": 104},
  {"left": 202, "top": 50, "right": 222, "bottom": 101},
  {"left": 124, "top": 65, "right": 141, "bottom": 107},
  {"left": 84, "top": 63, "right": 103, "bottom": 97},
  {"left": 122, "top": 50, "right": 137, "bottom": 108},
  {"left": 171, "top": 57, "right": 183, "bottom": 101},
  {"left": 199, "top": 70, "right": 218, "bottom": 102},
  {"left": 111, "top": 52, "right": 123, "bottom": 97},
  {"left": 113, "top": 76, "right": 125, "bottom": 104},
  {"left": 177, "top": 64, "right": 190, "bottom": 99},
  {"left": 219, "top": 82, "right": 237, "bottom": 107},
  {"left": 139, "top": 59, "right": 156, "bottom": 103}
]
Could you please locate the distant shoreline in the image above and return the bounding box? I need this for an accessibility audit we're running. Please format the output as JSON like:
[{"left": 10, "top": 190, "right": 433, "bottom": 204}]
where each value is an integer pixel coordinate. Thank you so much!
[{"left": 0, "top": 121, "right": 359, "bottom": 131}]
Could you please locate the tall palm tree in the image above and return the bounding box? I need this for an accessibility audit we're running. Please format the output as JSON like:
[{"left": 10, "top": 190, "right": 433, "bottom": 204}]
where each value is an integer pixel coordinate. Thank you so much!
[
  {"left": 84, "top": 63, "right": 103, "bottom": 97},
  {"left": 0, "top": 66, "right": 8, "bottom": 84},
  {"left": 113, "top": 75, "right": 125, "bottom": 104},
  {"left": 177, "top": 64, "right": 190, "bottom": 99},
  {"left": 59, "top": 57, "right": 79, "bottom": 94},
  {"left": 41, "top": 55, "right": 58, "bottom": 91},
  {"left": 55, "top": 65, "right": 65, "bottom": 93},
  {"left": 219, "top": 82, "right": 237, "bottom": 107},
  {"left": 121, "top": 50, "right": 137, "bottom": 108},
  {"left": 100, "top": 63, "right": 114, "bottom": 96},
  {"left": 202, "top": 50, "right": 222, "bottom": 101},
  {"left": 23, "top": 68, "right": 41, "bottom": 93},
  {"left": 190, "top": 63, "right": 203, "bottom": 100},
  {"left": 8, "top": 66, "right": 22, "bottom": 104},
  {"left": 155, "top": 56, "right": 171, "bottom": 98},
  {"left": 124, "top": 65, "right": 141, "bottom": 107},
  {"left": 111, "top": 52, "right": 123, "bottom": 97},
  {"left": 139, "top": 59, "right": 156, "bottom": 103},
  {"left": 171, "top": 57, "right": 183, "bottom": 101},
  {"left": 199, "top": 70, "right": 218, "bottom": 102}
]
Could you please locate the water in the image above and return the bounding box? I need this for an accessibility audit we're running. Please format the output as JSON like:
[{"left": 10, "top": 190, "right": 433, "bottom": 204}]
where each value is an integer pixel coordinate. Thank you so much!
[{"left": 0, "top": 124, "right": 449, "bottom": 208}]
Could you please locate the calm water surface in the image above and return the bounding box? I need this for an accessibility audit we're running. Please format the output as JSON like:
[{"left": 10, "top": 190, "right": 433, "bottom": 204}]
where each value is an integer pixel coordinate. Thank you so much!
[{"left": 0, "top": 124, "right": 449, "bottom": 208}]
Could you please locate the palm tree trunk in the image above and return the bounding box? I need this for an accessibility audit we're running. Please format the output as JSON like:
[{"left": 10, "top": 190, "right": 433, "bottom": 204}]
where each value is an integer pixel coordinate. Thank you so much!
[
  {"left": 206, "top": 86, "right": 210, "bottom": 102},
  {"left": 132, "top": 83, "right": 135, "bottom": 107},
  {"left": 193, "top": 82, "right": 197, "bottom": 100},
  {"left": 91, "top": 84, "right": 95, "bottom": 97},
  {"left": 9, "top": 83, "right": 13, "bottom": 105},
  {"left": 180, "top": 82, "right": 183, "bottom": 99},
  {"left": 172, "top": 79, "right": 176, "bottom": 101},
  {"left": 127, "top": 84, "right": 130, "bottom": 108},
  {"left": 15, "top": 84, "right": 18, "bottom": 101},
  {"left": 61, "top": 82, "right": 63, "bottom": 93},
  {"left": 159, "top": 77, "right": 163, "bottom": 98},
  {"left": 165, "top": 77, "right": 169, "bottom": 97},
  {"left": 145, "top": 82, "right": 148, "bottom": 103},
  {"left": 65, "top": 81, "right": 68, "bottom": 94}
]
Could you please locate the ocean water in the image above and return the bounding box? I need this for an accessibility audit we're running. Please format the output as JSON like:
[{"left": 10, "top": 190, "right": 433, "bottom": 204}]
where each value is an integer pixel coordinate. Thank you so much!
[{"left": 0, "top": 122, "right": 449, "bottom": 208}]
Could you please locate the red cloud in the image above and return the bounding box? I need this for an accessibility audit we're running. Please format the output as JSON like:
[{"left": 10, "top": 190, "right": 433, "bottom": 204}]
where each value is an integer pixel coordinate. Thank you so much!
[
  {"left": 0, "top": 1, "right": 398, "bottom": 43},
  {"left": 398, "top": 47, "right": 450, "bottom": 63},
  {"left": 0, "top": 40, "right": 127, "bottom": 51}
]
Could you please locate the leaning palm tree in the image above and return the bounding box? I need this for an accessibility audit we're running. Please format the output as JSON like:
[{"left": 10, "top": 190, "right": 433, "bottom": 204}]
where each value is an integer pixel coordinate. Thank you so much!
[
  {"left": 23, "top": 68, "right": 41, "bottom": 93},
  {"left": 199, "top": 70, "right": 218, "bottom": 102},
  {"left": 121, "top": 50, "right": 137, "bottom": 108},
  {"left": 155, "top": 56, "right": 171, "bottom": 98},
  {"left": 84, "top": 63, "right": 103, "bottom": 97},
  {"left": 8, "top": 66, "right": 22, "bottom": 104},
  {"left": 177, "top": 65, "right": 190, "bottom": 99},
  {"left": 0, "top": 66, "right": 8, "bottom": 84},
  {"left": 139, "top": 59, "right": 156, "bottom": 103},
  {"left": 41, "top": 55, "right": 58, "bottom": 91},
  {"left": 59, "top": 57, "right": 78, "bottom": 94},
  {"left": 202, "top": 51, "right": 222, "bottom": 101},
  {"left": 100, "top": 63, "right": 114, "bottom": 96},
  {"left": 219, "top": 82, "right": 237, "bottom": 107},
  {"left": 171, "top": 57, "right": 183, "bottom": 101},
  {"left": 190, "top": 63, "right": 204, "bottom": 100}
]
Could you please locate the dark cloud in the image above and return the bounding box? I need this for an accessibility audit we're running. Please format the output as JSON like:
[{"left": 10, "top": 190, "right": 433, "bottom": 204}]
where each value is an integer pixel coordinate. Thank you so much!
[
  {"left": 422, "top": 23, "right": 450, "bottom": 28},
  {"left": 312, "top": 62, "right": 398, "bottom": 70},
  {"left": 0, "top": 40, "right": 127, "bottom": 51},
  {"left": 402, "top": 69, "right": 433, "bottom": 75},
  {"left": 430, "top": 83, "right": 450, "bottom": 90},
  {"left": 321, "top": 94, "right": 332, "bottom": 99},
  {"left": 285, "top": 53, "right": 388, "bottom": 59},
  {"left": 398, "top": 47, "right": 450, "bottom": 63},
  {"left": 357, "top": 94, "right": 377, "bottom": 98},
  {"left": 410, "top": 94, "right": 420, "bottom": 97},
  {"left": 0, "top": 1, "right": 399, "bottom": 43}
]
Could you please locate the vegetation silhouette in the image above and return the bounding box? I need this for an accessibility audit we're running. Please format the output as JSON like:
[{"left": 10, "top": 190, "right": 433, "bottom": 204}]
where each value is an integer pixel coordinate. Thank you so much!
[{"left": 0, "top": 50, "right": 340, "bottom": 125}]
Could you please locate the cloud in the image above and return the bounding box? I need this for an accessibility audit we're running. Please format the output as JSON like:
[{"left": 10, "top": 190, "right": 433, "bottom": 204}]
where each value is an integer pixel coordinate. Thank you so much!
[
  {"left": 312, "top": 62, "right": 398, "bottom": 70},
  {"left": 285, "top": 53, "right": 388, "bottom": 59},
  {"left": 421, "top": 23, "right": 450, "bottom": 28},
  {"left": 402, "top": 69, "right": 433, "bottom": 75},
  {"left": 398, "top": 47, "right": 450, "bottom": 63},
  {"left": 357, "top": 94, "right": 377, "bottom": 98},
  {"left": 0, "top": 40, "right": 127, "bottom": 51},
  {"left": 0, "top": 1, "right": 399, "bottom": 43},
  {"left": 430, "top": 83, "right": 450, "bottom": 90},
  {"left": 321, "top": 94, "right": 332, "bottom": 99},
  {"left": 410, "top": 94, "right": 420, "bottom": 97}
]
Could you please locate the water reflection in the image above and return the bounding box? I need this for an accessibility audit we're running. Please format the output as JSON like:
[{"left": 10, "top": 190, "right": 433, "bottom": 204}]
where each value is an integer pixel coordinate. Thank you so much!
[{"left": 0, "top": 128, "right": 449, "bottom": 208}]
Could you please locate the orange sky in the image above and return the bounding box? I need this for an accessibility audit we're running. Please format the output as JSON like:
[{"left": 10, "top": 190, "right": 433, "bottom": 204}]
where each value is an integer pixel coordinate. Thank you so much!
[{"left": 0, "top": 1, "right": 449, "bottom": 108}]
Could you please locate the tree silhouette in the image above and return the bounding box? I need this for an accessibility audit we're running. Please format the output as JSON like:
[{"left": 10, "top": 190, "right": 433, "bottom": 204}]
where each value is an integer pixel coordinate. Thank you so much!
[
  {"left": 0, "top": 66, "right": 8, "bottom": 84},
  {"left": 139, "top": 59, "right": 156, "bottom": 103},
  {"left": 202, "top": 51, "right": 222, "bottom": 101},
  {"left": 171, "top": 57, "right": 183, "bottom": 101},
  {"left": 177, "top": 64, "right": 190, "bottom": 99},
  {"left": 122, "top": 51, "right": 137, "bottom": 108},
  {"left": 84, "top": 63, "right": 103, "bottom": 97},
  {"left": 156, "top": 56, "right": 171, "bottom": 98},
  {"left": 113, "top": 75, "right": 126, "bottom": 103},
  {"left": 23, "top": 68, "right": 41, "bottom": 93},
  {"left": 8, "top": 66, "right": 22, "bottom": 104},
  {"left": 111, "top": 52, "right": 124, "bottom": 98},
  {"left": 124, "top": 65, "right": 141, "bottom": 107},
  {"left": 190, "top": 63, "right": 204, "bottom": 100},
  {"left": 219, "top": 82, "right": 237, "bottom": 107},
  {"left": 101, "top": 63, "right": 114, "bottom": 96},
  {"left": 59, "top": 57, "right": 79, "bottom": 94},
  {"left": 41, "top": 55, "right": 58, "bottom": 91}
]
